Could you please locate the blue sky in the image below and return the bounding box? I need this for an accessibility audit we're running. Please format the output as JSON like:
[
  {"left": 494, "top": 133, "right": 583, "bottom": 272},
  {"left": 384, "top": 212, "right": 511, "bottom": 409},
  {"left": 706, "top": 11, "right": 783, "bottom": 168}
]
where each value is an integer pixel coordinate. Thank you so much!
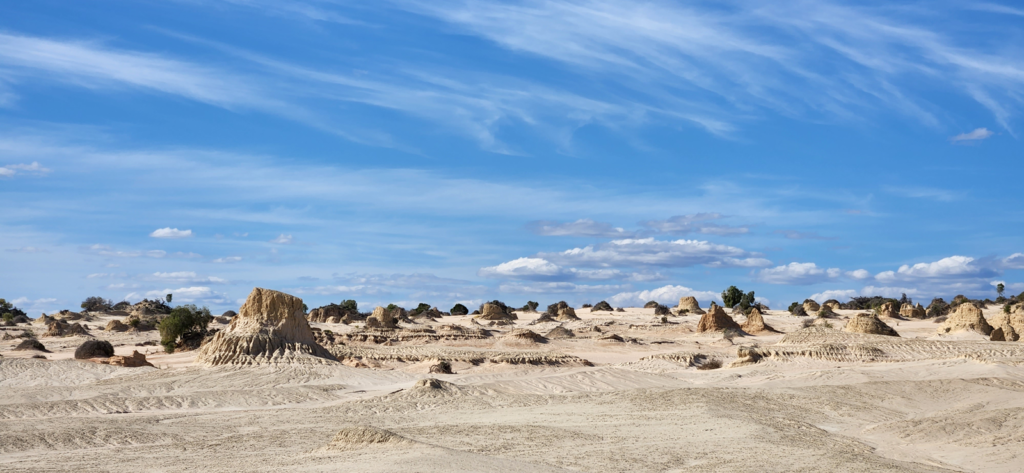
[{"left": 2, "top": 0, "right": 1023, "bottom": 314}]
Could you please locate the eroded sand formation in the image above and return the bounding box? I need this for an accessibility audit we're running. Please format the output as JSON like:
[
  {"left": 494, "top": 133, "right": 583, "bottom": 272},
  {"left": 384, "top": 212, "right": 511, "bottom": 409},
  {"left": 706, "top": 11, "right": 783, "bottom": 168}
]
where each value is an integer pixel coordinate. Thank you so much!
[{"left": 3, "top": 293, "right": 1024, "bottom": 472}]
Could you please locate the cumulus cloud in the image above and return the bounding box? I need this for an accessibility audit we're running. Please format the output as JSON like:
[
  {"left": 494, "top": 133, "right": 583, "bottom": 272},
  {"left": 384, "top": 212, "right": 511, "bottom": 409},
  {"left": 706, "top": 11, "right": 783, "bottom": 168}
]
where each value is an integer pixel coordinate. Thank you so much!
[
  {"left": 213, "top": 256, "right": 243, "bottom": 263},
  {"left": 846, "top": 269, "right": 872, "bottom": 280},
  {"left": 525, "top": 219, "right": 632, "bottom": 238},
  {"left": 640, "top": 213, "right": 749, "bottom": 236},
  {"left": 270, "top": 234, "right": 293, "bottom": 244},
  {"left": 1003, "top": 253, "right": 1024, "bottom": 269},
  {"left": 0, "top": 161, "right": 50, "bottom": 177},
  {"left": 478, "top": 257, "right": 623, "bottom": 281},
  {"left": 951, "top": 127, "right": 994, "bottom": 142},
  {"left": 149, "top": 227, "right": 193, "bottom": 238},
  {"left": 874, "top": 256, "right": 997, "bottom": 283},
  {"left": 607, "top": 285, "right": 721, "bottom": 308},
  {"left": 757, "top": 262, "right": 841, "bottom": 285}
]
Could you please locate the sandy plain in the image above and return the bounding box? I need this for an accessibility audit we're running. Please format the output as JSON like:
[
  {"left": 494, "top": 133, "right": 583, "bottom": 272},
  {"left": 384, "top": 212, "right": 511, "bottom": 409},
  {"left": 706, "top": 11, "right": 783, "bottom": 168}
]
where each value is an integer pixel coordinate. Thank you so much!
[{"left": 2, "top": 306, "right": 1023, "bottom": 472}]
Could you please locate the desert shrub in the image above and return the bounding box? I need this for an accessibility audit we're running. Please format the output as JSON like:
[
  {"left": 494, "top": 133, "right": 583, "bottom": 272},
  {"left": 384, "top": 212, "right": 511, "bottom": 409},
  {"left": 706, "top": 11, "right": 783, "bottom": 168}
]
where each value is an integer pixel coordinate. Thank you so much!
[
  {"left": 0, "top": 299, "right": 26, "bottom": 319},
  {"left": 450, "top": 303, "right": 469, "bottom": 316},
  {"left": 653, "top": 304, "right": 671, "bottom": 316},
  {"left": 19, "top": 330, "right": 35, "bottom": 339},
  {"left": 643, "top": 301, "right": 659, "bottom": 309},
  {"left": 112, "top": 300, "right": 131, "bottom": 310},
  {"left": 340, "top": 299, "right": 358, "bottom": 312},
  {"left": 926, "top": 298, "right": 949, "bottom": 317},
  {"left": 2, "top": 313, "right": 12, "bottom": 324},
  {"left": 801, "top": 318, "right": 815, "bottom": 328},
  {"left": 678, "top": 309, "right": 690, "bottom": 315},
  {"left": 791, "top": 305, "right": 808, "bottom": 317},
  {"left": 547, "top": 301, "right": 570, "bottom": 315},
  {"left": 697, "top": 359, "right": 723, "bottom": 370},
  {"left": 157, "top": 304, "right": 212, "bottom": 353},
  {"left": 81, "top": 296, "right": 113, "bottom": 312},
  {"left": 723, "top": 328, "right": 742, "bottom": 340},
  {"left": 932, "top": 316, "right": 948, "bottom": 324},
  {"left": 581, "top": 303, "right": 593, "bottom": 308},
  {"left": 409, "top": 303, "right": 432, "bottom": 316}
]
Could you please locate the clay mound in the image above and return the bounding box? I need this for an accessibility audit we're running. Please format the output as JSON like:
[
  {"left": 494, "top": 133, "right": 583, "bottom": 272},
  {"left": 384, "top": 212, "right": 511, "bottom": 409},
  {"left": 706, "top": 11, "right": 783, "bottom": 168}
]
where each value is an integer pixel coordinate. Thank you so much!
[
  {"left": 365, "top": 306, "right": 398, "bottom": 329},
  {"left": 877, "top": 302, "right": 899, "bottom": 318},
  {"left": 12, "top": 315, "right": 30, "bottom": 324},
  {"left": 938, "top": 303, "right": 993, "bottom": 336},
  {"left": 697, "top": 303, "right": 741, "bottom": 333},
  {"left": 75, "top": 340, "right": 114, "bottom": 359},
  {"left": 676, "top": 296, "right": 702, "bottom": 313},
  {"left": 196, "top": 288, "right": 337, "bottom": 366},
  {"left": 44, "top": 321, "right": 89, "bottom": 338},
  {"left": 14, "top": 339, "right": 49, "bottom": 352},
  {"left": 599, "top": 333, "right": 624, "bottom": 342},
  {"left": 222, "top": 310, "right": 237, "bottom": 318},
  {"left": 803, "top": 300, "right": 820, "bottom": 313},
  {"left": 986, "top": 313, "right": 1020, "bottom": 342},
  {"left": 546, "top": 301, "right": 579, "bottom": 321},
  {"left": 591, "top": 300, "right": 613, "bottom": 311},
  {"left": 900, "top": 303, "right": 926, "bottom": 318},
  {"left": 34, "top": 314, "right": 55, "bottom": 326},
  {"left": 476, "top": 303, "right": 516, "bottom": 321},
  {"left": 98, "top": 351, "right": 154, "bottom": 368},
  {"left": 844, "top": 313, "right": 899, "bottom": 337},
  {"left": 506, "top": 329, "right": 547, "bottom": 343},
  {"left": 741, "top": 307, "right": 775, "bottom": 333},
  {"left": 545, "top": 326, "right": 575, "bottom": 339},
  {"left": 105, "top": 320, "right": 129, "bottom": 332},
  {"left": 823, "top": 300, "right": 841, "bottom": 311},
  {"left": 817, "top": 305, "right": 837, "bottom": 318},
  {"left": 1009, "top": 306, "right": 1024, "bottom": 336},
  {"left": 308, "top": 305, "right": 359, "bottom": 324},
  {"left": 55, "top": 309, "right": 85, "bottom": 321},
  {"left": 321, "top": 425, "right": 414, "bottom": 451}
]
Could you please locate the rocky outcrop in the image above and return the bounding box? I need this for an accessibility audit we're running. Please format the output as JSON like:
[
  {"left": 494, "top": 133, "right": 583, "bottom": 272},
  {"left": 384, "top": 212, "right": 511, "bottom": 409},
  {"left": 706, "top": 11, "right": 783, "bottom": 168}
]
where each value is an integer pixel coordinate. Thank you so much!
[
  {"left": 44, "top": 320, "right": 89, "bottom": 337},
  {"left": 99, "top": 351, "right": 154, "bottom": 367},
  {"left": 676, "top": 296, "right": 703, "bottom": 314},
  {"left": 823, "top": 300, "right": 842, "bottom": 311},
  {"left": 591, "top": 301, "right": 613, "bottom": 311},
  {"left": 844, "top": 313, "right": 899, "bottom": 337},
  {"left": 877, "top": 302, "right": 899, "bottom": 318},
  {"left": 196, "top": 288, "right": 337, "bottom": 366},
  {"left": 697, "top": 303, "right": 741, "bottom": 333},
  {"left": 308, "top": 304, "right": 359, "bottom": 324},
  {"left": 741, "top": 307, "right": 775, "bottom": 333},
  {"left": 74, "top": 340, "right": 115, "bottom": 359},
  {"left": 899, "top": 303, "right": 926, "bottom": 318},
  {"left": 505, "top": 329, "right": 546, "bottom": 343},
  {"left": 476, "top": 302, "right": 517, "bottom": 321},
  {"left": 130, "top": 300, "right": 171, "bottom": 318},
  {"left": 803, "top": 300, "right": 820, "bottom": 313},
  {"left": 105, "top": 320, "right": 129, "bottom": 332},
  {"left": 365, "top": 306, "right": 398, "bottom": 329},
  {"left": 938, "top": 303, "right": 993, "bottom": 336},
  {"left": 986, "top": 312, "right": 1020, "bottom": 342}
]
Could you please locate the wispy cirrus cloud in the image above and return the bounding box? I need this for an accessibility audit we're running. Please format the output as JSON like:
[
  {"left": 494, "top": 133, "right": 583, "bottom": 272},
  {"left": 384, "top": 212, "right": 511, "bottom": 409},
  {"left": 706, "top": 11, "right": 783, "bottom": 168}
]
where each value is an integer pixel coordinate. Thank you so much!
[
  {"left": 640, "top": 213, "right": 749, "bottom": 236},
  {"left": 525, "top": 219, "right": 632, "bottom": 238},
  {"left": 0, "top": 161, "right": 50, "bottom": 177}
]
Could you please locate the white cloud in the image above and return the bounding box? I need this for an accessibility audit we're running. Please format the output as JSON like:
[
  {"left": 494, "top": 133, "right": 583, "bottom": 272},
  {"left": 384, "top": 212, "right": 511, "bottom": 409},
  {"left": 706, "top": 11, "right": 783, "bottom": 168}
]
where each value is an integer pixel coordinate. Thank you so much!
[
  {"left": 479, "top": 257, "right": 562, "bottom": 279},
  {"left": 213, "top": 256, "right": 243, "bottom": 263},
  {"left": 270, "top": 234, "right": 293, "bottom": 244},
  {"left": 706, "top": 257, "right": 773, "bottom": 268},
  {"left": 607, "top": 285, "right": 721, "bottom": 308},
  {"left": 757, "top": 262, "right": 841, "bottom": 285},
  {"left": 125, "top": 286, "right": 230, "bottom": 304},
  {"left": 874, "top": 256, "right": 995, "bottom": 282},
  {"left": 542, "top": 238, "right": 760, "bottom": 268},
  {"left": 808, "top": 289, "right": 859, "bottom": 302},
  {"left": 149, "top": 227, "right": 193, "bottom": 238},
  {"left": 6, "top": 246, "right": 47, "bottom": 253},
  {"left": 525, "top": 219, "right": 632, "bottom": 238},
  {"left": 149, "top": 271, "right": 228, "bottom": 284},
  {"left": 0, "top": 161, "right": 50, "bottom": 177},
  {"left": 88, "top": 244, "right": 168, "bottom": 258},
  {"left": 640, "top": 213, "right": 749, "bottom": 236},
  {"left": 951, "top": 128, "right": 994, "bottom": 142},
  {"left": 847, "top": 269, "right": 872, "bottom": 280},
  {"left": 1002, "top": 253, "right": 1024, "bottom": 269}
]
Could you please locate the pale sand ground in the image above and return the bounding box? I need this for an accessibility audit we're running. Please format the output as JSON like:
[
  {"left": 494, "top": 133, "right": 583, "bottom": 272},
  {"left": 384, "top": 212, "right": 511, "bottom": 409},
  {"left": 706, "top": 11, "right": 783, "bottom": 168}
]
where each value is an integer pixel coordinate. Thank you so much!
[{"left": 2, "top": 307, "right": 1023, "bottom": 472}]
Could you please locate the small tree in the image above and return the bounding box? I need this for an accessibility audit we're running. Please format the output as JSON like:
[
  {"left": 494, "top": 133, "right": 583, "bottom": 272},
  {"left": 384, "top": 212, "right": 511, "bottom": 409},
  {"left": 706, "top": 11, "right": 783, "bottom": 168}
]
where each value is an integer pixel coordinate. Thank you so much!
[
  {"left": 997, "top": 283, "right": 1005, "bottom": 298},
  {"left": 739, "top": 291, "right": 756, "bottom": 313},
  {"left": 157, "top": 304, "right": 211, "bottom": 353},
  {"left": 166, "top": 294, "right": 173, "bottom": 304},
  {"left": 0, "top": 298, "right": 26, "bottom": 318},
  {"left": 722, "top": 286, "right": 744, "bottom": 308},
  {"left": 340, "top": 299, "right": 358, "bottom": 312},
  {"left": 450, "top": 303, "right": 468, "bottom": 316}
]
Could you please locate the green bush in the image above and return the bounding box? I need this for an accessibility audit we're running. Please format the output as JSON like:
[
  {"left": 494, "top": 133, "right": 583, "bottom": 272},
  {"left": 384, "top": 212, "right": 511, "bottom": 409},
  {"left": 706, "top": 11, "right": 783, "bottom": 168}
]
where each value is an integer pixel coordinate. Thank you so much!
[
  {"left": 157, "top": 304, "right": 211, "bottom": 353},
  {"left": 450, "top": 303, "right": 469, "bottom": 316},
  {"left": 2, "top": 312, "right": 12, "bottom": 324},
  {"left": 340, "top": 299, "right": 358, "bottom": 312},
  {"left": 0, "top": 298, "right": 26, "bottom": 318},
  {"left": 80, "top": 296, "right": 113, "bottom": 312}
]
